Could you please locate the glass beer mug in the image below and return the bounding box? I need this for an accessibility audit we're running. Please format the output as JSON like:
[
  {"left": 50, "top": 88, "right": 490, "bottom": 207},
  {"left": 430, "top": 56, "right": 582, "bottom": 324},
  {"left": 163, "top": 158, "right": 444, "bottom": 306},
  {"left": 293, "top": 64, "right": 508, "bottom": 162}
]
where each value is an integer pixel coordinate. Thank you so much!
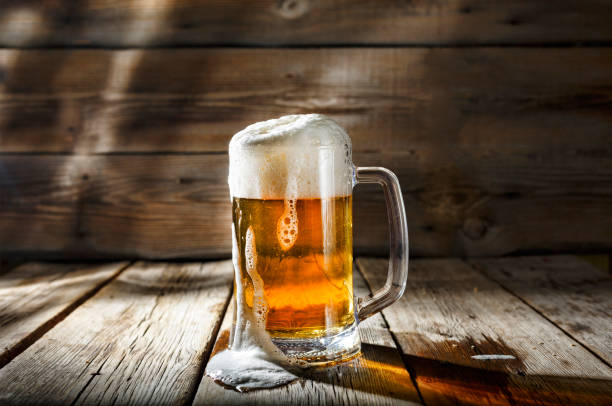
[{"left": 228, "top": 114, "right": 408, "bottom": 364}]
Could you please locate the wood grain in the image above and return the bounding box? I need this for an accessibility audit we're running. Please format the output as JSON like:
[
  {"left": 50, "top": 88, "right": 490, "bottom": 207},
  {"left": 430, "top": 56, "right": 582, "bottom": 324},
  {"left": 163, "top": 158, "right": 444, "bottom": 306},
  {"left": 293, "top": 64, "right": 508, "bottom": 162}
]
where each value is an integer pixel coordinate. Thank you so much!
[
  {"left": 193, "top": 269, "right": 422, "bottom": 405},
  {"left": 2, "top": 150, "right": 611, "bottom": 258},
  {"left": 1, "top": 48, "right": 611, "bottom": 258},
  {"left": 0, "top": 261, "right": 233, "bottom": 406},
  {"left": 469, "top": 256, "right": 612, "bottom": 366},
  {"left": 0, "top": 0, "right": 610, "bottom": 47},
  {"left": 0, "top": 262, "right": 127, "bottom": 368},
  {"left": 0, "top": 48, "right": 611, "bottom": 154},
  {"left": 357, "top": 257, "right": 612, "bottom": 406},
  {"left": 0, "top": 155, "right": 230, "bottom": 259}
]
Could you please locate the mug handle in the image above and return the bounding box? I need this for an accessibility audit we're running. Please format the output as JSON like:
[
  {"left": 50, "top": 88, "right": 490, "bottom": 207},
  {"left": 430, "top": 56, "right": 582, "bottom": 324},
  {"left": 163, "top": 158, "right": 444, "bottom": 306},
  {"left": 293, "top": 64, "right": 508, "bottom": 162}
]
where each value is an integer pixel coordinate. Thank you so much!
[{"left": 354, "top": 167, "right": 409, "bottom": 321}]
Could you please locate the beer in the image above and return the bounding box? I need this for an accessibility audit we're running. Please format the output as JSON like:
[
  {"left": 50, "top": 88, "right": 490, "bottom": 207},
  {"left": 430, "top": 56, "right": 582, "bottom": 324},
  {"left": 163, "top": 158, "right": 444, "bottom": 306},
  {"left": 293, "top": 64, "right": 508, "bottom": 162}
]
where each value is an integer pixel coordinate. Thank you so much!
[{"left": 232, "top": 196, "right": 354, "bottom": 339}]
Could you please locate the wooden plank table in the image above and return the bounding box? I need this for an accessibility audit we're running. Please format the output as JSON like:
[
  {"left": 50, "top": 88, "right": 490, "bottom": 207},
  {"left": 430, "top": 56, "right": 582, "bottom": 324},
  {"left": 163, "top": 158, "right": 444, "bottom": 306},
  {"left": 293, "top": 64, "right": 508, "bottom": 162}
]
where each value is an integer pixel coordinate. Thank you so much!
[{"left": 0, "top": 256, "right": 610, "bottom": 405}]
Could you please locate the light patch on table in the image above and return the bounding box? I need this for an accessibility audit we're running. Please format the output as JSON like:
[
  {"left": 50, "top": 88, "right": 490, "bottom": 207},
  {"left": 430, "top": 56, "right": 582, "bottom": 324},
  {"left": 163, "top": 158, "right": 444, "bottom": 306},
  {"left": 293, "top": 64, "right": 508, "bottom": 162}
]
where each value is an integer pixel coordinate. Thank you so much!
[{"left": 471, "top": 354, "right": 516, "bottom": 360}]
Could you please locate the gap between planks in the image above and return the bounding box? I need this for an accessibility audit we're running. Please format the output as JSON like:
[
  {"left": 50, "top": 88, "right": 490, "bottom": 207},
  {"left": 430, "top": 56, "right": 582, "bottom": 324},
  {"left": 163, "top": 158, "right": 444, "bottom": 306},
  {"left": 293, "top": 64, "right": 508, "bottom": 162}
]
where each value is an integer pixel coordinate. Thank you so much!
[
  {"left": 472, "top": 266, "right": 612, "bottom": 370},
  {"left": 184, "top": 276, "right": 234, "bottom": 406},
  {"left": 354, "top": 260, "right": 428, "bottom": 406},
  {"left": 357, "top": 256, "right": 612, "bottom": 406},
  {"left": 0, "top": 261, "right": 235, "bottom": 406},
  {"left": 468, "top": 256, "right": 612, "bottom": 369},
  {"left": 0, "top": 261, "right": 132, "bottom": 369},
  {"left": 192, "top": 263, "right": 423, "bottom": 406}
]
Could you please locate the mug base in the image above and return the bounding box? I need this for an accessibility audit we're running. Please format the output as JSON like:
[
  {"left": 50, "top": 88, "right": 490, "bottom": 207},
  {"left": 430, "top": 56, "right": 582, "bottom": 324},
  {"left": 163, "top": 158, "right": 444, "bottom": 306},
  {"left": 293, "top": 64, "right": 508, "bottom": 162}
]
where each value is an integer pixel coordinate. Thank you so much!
[{"left": 272, "top": 322, "right": 361, "bottom": 366}]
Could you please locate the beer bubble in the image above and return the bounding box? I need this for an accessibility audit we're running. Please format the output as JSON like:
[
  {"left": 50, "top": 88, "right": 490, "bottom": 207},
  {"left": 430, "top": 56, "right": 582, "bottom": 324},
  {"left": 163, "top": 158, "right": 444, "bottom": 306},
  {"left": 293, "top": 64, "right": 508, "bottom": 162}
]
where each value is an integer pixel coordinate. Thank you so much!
[
  {"left": 245, "top": 226, "right": 257, "bottom": 273},
  {"left": 277, "top": 199, "right": 298, "bottom": 250}
]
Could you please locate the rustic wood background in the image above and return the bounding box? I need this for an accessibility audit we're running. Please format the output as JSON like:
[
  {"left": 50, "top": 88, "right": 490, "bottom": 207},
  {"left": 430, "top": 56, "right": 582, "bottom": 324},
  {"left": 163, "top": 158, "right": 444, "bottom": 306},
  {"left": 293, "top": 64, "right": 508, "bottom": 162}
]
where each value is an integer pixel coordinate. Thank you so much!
[{"left": 0, "top": 0, "right": 611, "bottom": 259}]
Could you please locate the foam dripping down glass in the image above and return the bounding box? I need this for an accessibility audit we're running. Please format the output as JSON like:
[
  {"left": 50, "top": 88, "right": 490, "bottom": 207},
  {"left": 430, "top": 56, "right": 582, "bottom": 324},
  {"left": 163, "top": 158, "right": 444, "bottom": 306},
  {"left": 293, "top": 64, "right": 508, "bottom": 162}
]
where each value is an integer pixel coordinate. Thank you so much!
[{"left": 206, "top": 114, "right": 409, "bottom": 391}]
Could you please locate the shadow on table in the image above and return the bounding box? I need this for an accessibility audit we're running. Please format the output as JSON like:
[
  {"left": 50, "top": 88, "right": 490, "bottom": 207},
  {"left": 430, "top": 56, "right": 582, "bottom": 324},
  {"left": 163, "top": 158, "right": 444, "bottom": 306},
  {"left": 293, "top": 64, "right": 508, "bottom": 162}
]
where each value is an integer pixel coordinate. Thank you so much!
[
  {"left": 211, "top": 337, "right": 612, "bottom": 406},
  {"left": 206, "top": 327, "right": 612, "bottom": 405},
  {"left": 300, "top": 342, "right": 422, "bottom": 404},
  {"left": 208, "top": 330, "right": 422, "bottom": 404},
  {"left": 301, "top": 341, "right": 612, "bottom": 405},
  {"left": 403, "top": 350, "right": 612, "bottom": 406}
]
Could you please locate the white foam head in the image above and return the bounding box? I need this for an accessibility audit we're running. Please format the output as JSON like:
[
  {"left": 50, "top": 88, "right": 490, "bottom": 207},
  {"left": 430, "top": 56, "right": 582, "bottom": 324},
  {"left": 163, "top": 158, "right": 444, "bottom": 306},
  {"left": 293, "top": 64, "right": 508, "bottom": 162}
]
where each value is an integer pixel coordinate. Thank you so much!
[{"left": 229, "top": 114, "right": 353, "bottom": 199}]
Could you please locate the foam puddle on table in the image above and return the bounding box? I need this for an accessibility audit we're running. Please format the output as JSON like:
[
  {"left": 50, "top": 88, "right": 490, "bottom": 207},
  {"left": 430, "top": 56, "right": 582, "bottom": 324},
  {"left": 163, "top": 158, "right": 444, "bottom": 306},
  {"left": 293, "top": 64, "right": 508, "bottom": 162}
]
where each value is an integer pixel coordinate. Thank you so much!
[{"left": 205, "top": 227, "right": 305, "bottom": 392}]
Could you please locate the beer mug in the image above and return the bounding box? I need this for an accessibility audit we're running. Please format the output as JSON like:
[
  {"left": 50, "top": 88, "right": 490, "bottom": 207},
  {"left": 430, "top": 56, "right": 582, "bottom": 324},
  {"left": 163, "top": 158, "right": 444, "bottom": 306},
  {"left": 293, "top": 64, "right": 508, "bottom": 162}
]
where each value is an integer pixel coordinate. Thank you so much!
[{"left": 228, "top": 114, "right": 408, "bottom": 365}]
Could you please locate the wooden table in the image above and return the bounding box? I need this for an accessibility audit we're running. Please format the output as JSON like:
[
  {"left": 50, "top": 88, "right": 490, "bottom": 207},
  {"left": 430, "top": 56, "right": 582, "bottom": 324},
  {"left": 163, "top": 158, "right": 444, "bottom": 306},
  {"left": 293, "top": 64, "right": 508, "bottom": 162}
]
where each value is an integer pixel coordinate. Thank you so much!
[{"left": 0, "top": 256, "right": 610, "bottom": 405}]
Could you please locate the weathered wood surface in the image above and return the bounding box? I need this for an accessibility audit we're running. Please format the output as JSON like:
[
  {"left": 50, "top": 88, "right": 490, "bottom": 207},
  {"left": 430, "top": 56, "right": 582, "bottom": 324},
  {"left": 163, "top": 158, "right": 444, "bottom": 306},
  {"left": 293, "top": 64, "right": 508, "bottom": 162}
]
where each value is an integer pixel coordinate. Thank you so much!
[
  {"left": 1, "top": 48, "right": 611, "bottom": 154},
  {"left": 0, "top": 155, "right": 230, "bottom": 259},
  {"left": 0, "top": 0, "right": 611, "bottom": 47},
  {"left": 2, "top": 47, "right": 611, "bottom": 258},
  {"left": 2, "top": 148, "right": 611, "bottom": 258},
  {"left": 0, "top": 257, "right": 610, "bottom": 405},
  {"left": 193, "top": 269, "right": 422, "bottom": 405},
  {"left": 470, "top": 256, "right": 612, "bottom": 366},
  {"left": 0, "top": 261, "right": 234, "bottom": 406},
  {"left": 0, "top": 262, "right": 127, "bottom": 368},
  {"left": 357, "top": 257, "right": 612, "bottom": 405}
]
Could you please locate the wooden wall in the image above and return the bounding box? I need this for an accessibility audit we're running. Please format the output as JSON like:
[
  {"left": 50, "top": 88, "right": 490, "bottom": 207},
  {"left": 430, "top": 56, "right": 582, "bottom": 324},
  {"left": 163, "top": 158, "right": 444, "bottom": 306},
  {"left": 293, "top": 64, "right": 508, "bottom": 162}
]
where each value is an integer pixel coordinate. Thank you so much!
[{"left": 1, "top": 1, "right": 611, "bottom": 259}]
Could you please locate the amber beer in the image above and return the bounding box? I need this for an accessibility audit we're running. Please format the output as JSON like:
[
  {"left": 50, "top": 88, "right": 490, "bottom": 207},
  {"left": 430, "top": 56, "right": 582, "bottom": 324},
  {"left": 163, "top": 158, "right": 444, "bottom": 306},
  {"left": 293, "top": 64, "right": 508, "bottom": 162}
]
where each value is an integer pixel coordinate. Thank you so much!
[{"left": 232, "top": 195, "right": 354, "bottom": 339}]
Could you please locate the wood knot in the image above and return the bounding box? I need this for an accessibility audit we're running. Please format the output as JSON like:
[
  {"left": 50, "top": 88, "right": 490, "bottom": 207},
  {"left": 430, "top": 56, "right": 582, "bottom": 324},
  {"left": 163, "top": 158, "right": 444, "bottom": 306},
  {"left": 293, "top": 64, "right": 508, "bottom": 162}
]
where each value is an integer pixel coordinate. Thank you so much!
[
  {"left": 504, "top": 16, "right": 523, "bottom": 26},
  {"left": 462, "top": 217, "right": 488, "bottom": 240},
  {"left": 276, "top": 0, "right": 310, "bottom": 19}
]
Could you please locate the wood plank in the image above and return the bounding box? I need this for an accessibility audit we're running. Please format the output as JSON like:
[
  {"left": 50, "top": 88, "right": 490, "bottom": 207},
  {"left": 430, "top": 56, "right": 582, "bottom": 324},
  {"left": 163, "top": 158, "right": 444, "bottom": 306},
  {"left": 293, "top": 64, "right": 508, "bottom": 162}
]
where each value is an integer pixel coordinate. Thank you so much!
[
  {"left": 193, "top": 268, "right": 422, "bottom": 405},
  {"left": 0, "top": 261, "right": 128, "bottom": 368},
  {"left": 0, "top": 260, "right": 233, "bottom": 406},
  {"left": 1, "top": 48, "right": 611, "bottom": 258},
  {"left": 469, "top": 256, "right": 612, "bottom": 366},
  {"left": 0, "top": 154, "right": 230, "bottom": 259},
  {"left": 1, "top": 151, "right": 612, "bottom": 259},
  {"left": 0, "top": 1, "right": 610, "bottom": 47},
  {"left": 358, "top": 257, "right": 612, "bottom": 406},
  {"left": 0, "top": 48, "right": 611, "bottom": 154}
]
